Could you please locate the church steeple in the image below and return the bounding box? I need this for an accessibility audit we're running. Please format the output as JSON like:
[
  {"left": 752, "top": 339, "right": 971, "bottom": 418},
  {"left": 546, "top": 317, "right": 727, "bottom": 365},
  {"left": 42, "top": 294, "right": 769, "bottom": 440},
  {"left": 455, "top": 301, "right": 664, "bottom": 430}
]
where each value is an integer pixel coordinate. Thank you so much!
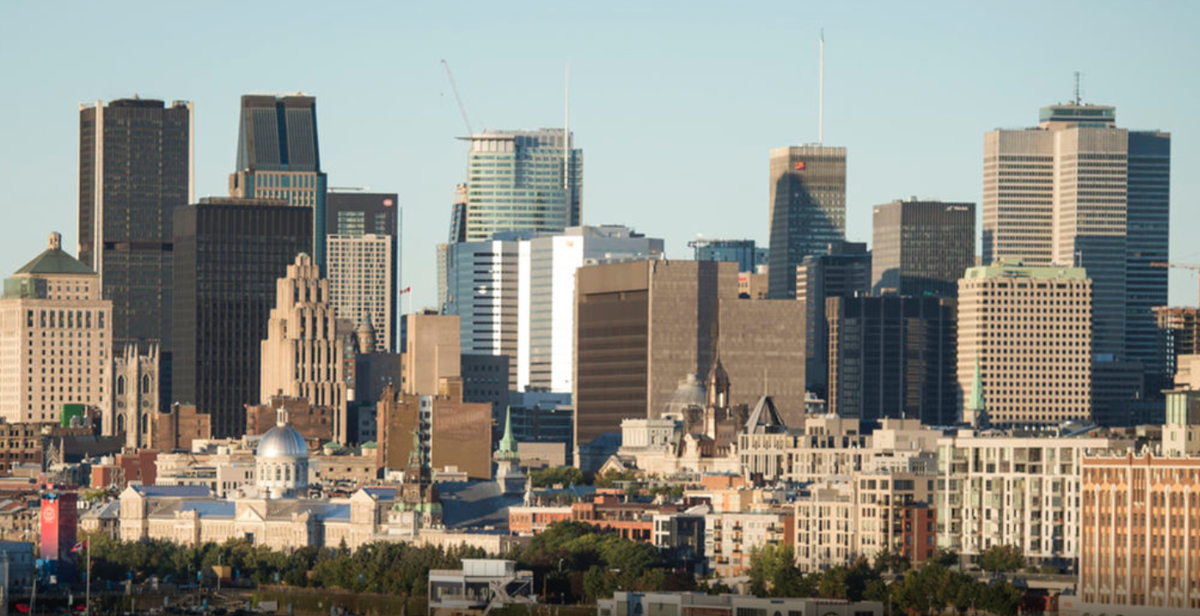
[
  {"left": 964, "top": 358, "right": 989, "bottom": 428},
  {"left": 706, "top": 353, "right": 730, "bottom": 410},
  {"left": 496, "top": 407, "right": 518, "bottom": 461},
  {"left": 494, "top": 407, "right": 525, "bottom": 495}
]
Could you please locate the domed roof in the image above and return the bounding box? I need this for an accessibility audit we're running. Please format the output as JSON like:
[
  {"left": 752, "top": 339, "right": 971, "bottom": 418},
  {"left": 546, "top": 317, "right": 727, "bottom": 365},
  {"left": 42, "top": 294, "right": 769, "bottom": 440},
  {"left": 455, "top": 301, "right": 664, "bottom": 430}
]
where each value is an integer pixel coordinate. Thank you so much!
[
  {"left": 257, "top": 424, "right": 309, "bottom": 459},
  {"left": 662, "top": 374, "right": 705, "bottom": 417}
]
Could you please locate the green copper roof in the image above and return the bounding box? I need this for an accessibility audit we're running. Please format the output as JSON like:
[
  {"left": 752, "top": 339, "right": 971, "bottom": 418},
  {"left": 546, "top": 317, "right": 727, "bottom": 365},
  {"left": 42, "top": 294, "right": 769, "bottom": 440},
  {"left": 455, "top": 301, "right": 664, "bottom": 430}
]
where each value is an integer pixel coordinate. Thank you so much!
[
  {"left": 13, "top": 248, "right": 94, "bottom": 277},
  {"left": 496, "top": 407, "right": 518, "bottom": 460},
  {"left": 967, "top": 359, "right": 986, "bottom": 412},
  {"left": 962, "top": 258, "right": 1087, "bottom": 281}
]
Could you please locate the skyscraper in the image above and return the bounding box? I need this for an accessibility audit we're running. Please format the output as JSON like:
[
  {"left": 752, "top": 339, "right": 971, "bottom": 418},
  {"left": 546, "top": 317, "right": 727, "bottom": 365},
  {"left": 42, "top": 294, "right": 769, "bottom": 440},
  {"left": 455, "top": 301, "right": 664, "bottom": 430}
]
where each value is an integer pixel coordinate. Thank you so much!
[
  {"left": 326, "top": 191, "right": 399, "bottom": 353},
  {"left": 260, "top": 254, "right": 348, "bottom": 443},
  {"left": 826, "top": 295, "right": 957, "bottom": 425},
  {"left": 521, "top": 226, "right": 663, "bottom": 393},
  {"left": 172, "top": 198, "right": 312, "bottom": 438},
  {"left": 795, "top": 241, "right": 871, "bottom": 398},
  {"left": 228, "top": 95, "right": 327, "bottom": 268},
  {"left": 1127, "top": 131, "right": 1172, "bottom": 381},
  {"left": 767, "top": 145, "right": 847, "bottom": 299},
  {"left": 0, "top": 233, "right": 112, "bottom": 424},
  {"left": 983, "top": 103, "right": 1170, "bottom": 364},
  {"left": 463, "top": 129, "right": 582, "bottom": 242},
  {"left": 444, "top": 226, "right": 663, "bottom": 394},
  {"left": 871, "top": 199, "right": 975, "bottom": 298},
  {"left": 957, "top": 260, "right": 1093, "bottom": 426},
  {"left": 78, "top": 97, "right": 192, "bottom": 412},
  {"left": 444, "top": 235, "right": 527, "bottom": 389},
  {"left": 574, "top": 260, "right": 735, "bottom": 449}
]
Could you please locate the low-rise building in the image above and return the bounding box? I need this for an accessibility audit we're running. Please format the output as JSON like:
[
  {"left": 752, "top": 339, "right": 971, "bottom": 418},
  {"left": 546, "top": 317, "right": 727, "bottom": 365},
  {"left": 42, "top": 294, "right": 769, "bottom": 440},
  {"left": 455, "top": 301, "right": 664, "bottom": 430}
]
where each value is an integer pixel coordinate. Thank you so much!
[
  {"left": 1073, "top": 451, "right": 1200, "bottom": 616},
  {"left": 936, "top": 427, "right": 1132, "bottom": 572},
  {"left": 705, "top": 510, "right": 794, "bottom": 578},
  {"left": 598, "top": 591, "right": 883, "bottom": 616},
  {"left": 428, "top": 559, "right": 534, "bottom": 615}
]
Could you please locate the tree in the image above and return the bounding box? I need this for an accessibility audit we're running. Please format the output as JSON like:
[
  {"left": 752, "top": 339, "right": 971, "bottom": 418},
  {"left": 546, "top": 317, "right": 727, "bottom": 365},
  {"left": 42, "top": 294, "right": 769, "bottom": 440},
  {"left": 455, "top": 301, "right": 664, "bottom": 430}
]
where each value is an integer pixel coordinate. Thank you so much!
[
  {"left": 978, "top": 544, "right": 1024, "bottom": 574},
  {"left": 930, "top": 547, "right": 960, "bottom": 569},
  {"left": 530, "top": 466, "right": 586, "bottom": 488},
  {"left": 746, "top": 544, "right": 807, "bottom": 598},
  {"left": 594, "top": 469, "right": 639, "bottom": 489}
]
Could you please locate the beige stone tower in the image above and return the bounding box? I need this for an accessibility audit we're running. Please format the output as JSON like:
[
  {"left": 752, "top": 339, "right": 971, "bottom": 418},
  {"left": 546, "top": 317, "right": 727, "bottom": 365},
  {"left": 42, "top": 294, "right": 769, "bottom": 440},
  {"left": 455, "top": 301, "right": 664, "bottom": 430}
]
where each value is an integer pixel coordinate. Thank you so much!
[
  {"left": 261, "top": 253, "right": 348, "bottom": 443},
  {"left": 0, "top": 232, "right": 112, "bottom": 424},
  {"left": 957, "top": 260, "right": 1093, "bottom": 425}
]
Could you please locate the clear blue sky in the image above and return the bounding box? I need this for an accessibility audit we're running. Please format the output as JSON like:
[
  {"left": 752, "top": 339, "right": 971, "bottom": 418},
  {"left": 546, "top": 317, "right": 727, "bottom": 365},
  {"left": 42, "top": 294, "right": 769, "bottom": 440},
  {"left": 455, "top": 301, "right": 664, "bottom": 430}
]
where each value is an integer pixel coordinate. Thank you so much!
[{"left": 1, "top": 1, "right": 1196, "bottom": 308}]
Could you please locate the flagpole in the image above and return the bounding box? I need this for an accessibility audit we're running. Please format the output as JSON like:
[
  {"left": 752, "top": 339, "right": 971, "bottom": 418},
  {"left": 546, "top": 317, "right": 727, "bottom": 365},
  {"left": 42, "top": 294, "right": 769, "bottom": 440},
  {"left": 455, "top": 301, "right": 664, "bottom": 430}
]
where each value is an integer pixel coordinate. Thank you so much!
[{"left": 85, "top": 539, "right": 91, "bottom": 616}]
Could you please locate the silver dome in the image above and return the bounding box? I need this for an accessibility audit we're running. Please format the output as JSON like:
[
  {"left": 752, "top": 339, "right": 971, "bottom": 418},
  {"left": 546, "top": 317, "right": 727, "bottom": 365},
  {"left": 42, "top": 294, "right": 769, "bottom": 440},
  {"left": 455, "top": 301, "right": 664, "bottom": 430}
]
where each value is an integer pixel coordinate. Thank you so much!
[
  {"left": 662, "top": 374, "right": 705, "bottom": 417},
  {"left": 257, "top": 424, "right": 309, "bottom": 459}
]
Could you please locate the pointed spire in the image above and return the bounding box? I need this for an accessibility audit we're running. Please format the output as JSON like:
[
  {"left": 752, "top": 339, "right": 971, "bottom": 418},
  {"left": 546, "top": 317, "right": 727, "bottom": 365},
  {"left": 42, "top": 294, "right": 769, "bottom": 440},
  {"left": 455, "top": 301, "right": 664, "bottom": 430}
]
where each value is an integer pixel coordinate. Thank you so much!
[
  {"left": 496, "top": 407, "right": 518, "bottom": 460},
  {"left": 967, "top": 358, "right": 986, "bottom": 412}
]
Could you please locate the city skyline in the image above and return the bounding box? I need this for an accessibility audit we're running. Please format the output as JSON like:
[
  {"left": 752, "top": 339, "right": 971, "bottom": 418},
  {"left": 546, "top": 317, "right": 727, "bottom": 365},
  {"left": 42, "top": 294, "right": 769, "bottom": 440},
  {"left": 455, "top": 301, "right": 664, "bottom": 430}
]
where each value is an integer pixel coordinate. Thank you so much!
[{"left": 0, "top": 2, "right": 1197, "bottom": 312}]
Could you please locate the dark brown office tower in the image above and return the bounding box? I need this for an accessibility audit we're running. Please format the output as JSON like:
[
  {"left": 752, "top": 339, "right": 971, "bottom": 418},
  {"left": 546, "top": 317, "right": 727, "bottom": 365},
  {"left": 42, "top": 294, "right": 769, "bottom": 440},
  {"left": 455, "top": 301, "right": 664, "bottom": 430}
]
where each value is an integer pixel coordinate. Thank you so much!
[
  {"left": 796, "top": 241, "right": 871, "bottom": 398},
  {"left": 79, "top": 98, "right": 192, "bottom": 411},
  {"left": 827, "top": 295, "right": 957, "bottom": 425},
  {"left": 172, "top": 198, "right": 312, "bottom": 438},
  {"left": 871, "top": 199, "right": 975, "bottom": 298},
  {"left": 574, "top": 260, "right": 736, "bottom": 450}
]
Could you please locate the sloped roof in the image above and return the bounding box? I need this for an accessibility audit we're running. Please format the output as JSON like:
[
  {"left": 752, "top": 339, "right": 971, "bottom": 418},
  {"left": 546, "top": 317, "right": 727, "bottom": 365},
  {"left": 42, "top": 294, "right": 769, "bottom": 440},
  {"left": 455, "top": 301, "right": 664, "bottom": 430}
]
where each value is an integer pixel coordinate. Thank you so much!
[
  {"left": 745, "top": 396, "right": 786, "bottom": 434},
  {"left": 13, "top": 247, "right": 93, "bottom": 276},
  {"left": 129, "top": 485, "right": 212, "bottom": 498}
]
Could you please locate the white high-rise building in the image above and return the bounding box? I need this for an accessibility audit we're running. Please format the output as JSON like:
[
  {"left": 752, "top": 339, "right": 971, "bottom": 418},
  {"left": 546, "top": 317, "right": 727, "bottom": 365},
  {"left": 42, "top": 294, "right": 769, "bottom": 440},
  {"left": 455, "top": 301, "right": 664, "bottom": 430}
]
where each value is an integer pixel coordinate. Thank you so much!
[
  {"left": 521, "top": 226, "right": 663, "bottom": 393},
  {"left": 327, "top": 233, "right": 393, "bottom": 353},
  {"left": 444, "top": 226, "right": 663, "bottom": 393}
]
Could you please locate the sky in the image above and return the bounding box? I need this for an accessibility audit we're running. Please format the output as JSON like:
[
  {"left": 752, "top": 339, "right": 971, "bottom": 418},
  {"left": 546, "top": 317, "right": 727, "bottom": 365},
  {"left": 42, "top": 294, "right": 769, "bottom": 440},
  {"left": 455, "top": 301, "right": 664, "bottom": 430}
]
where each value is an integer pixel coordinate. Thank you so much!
[{"left": 0, "top": 1, "right": 1197, "bottom": 309}]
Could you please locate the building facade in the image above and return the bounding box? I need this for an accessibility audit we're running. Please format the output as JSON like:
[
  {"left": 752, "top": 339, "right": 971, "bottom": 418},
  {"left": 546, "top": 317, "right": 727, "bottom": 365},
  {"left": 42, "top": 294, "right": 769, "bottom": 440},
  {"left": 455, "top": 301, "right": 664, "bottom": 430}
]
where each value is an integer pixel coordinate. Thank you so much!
[
  {"left": 110, "top": 342, "right": 160, "bottom": 448},
  {"left": 767, "top": 145, "right": 847, "bottom": 299},
  {"left": 326, "top": 191, "right": 399, "bottom": 352},
  {"left": 957, "top": 261, "right": 1093, "bottom": 425},
  {"left": 573, "top": 260, "right": 736, "bottom": 449},
  {"left": 983, "top": 103, "right": 1170, "bottom": 370},
  {"left": 689, "top": 239, "right": 768, "bottom": 273},
  {"left": 827, "top": 295, "right": 957, "bottom": 425},
  {"left": 871, "top": 199, "right": 975, "bottom": 298},
  {"left": 0, "top": 233, "right": 112, "bottom": 424},
  {"left": 463, "top": 129, "right": 582, "bottom": 242},
  {"left": 1078, "top": 452, "right": 1200, "bottom": 614},
  {"left": 260, "top": 253, "right": 347, "bottom": 443},
  {"left": 78, "top": 98, "right": 192, "bottom": 414},
  {"left": 937, "top": 430, "right": 1130, "bottom": 572},
  {"left": 172, "top": 198, "right": 313, "bottom": 438},
  {"left": 795, "top": 241, "right": 871, "bottom": 398},
  {"left": 228, "top": 95, "right": 327, "bottom": 269},
  {"left": 522, "top": 226, "right": 663, "bottom": 393}
]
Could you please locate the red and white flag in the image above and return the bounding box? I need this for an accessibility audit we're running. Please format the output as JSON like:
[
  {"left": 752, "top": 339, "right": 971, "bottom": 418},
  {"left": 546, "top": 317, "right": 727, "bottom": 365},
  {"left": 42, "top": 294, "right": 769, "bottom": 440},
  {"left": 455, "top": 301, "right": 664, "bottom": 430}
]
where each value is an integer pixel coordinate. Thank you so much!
[{"left": 70, "top": 540, "right": 87, "bottom": 554}]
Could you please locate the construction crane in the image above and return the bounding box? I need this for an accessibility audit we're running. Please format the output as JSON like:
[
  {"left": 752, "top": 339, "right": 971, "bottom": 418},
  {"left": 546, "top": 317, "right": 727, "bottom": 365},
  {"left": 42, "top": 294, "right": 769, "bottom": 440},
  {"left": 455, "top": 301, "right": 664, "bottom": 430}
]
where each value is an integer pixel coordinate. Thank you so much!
[
  {"left": 440, "top": 59, "right": 474, "bottom": 136},
  {"left": 1151, "top": 261, "right": 1200, "bottom": 305}
]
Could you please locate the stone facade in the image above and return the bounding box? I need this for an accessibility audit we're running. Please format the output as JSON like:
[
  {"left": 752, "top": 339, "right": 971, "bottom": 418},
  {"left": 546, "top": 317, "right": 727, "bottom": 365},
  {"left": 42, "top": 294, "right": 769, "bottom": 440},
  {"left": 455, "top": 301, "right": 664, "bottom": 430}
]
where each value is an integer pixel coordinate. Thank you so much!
[{"left": 260, "top": 254, "right": 347, "bottom": 442}]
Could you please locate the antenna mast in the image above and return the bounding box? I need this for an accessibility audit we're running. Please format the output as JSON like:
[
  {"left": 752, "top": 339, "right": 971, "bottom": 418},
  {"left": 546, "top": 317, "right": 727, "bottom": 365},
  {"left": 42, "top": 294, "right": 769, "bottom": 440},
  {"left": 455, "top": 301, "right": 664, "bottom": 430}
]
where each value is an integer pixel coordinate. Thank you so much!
[
  {"left": 1074, "top": 71, "right": 1081, "bottom": 105},
  {"left": 818, "top": 29, "right": 824, "bottom": 146}
]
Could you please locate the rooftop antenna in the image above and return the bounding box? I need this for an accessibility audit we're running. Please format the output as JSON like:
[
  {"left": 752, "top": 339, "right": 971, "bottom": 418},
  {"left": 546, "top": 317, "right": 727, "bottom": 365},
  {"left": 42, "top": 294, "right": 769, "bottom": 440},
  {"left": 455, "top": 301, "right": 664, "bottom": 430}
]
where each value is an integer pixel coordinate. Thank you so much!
[
  {"left": 1074, "top": 71, "right": 1082, "bottom": 105},
  {"left": 818, "top": 29, "right": 825, "bottom": 145}
]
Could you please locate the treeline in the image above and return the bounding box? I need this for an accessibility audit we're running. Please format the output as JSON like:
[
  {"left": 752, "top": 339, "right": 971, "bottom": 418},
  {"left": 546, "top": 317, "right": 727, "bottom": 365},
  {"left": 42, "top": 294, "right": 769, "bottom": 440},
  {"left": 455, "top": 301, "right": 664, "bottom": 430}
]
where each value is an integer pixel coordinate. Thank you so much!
[
  {"left": 740, "top": 544, "right": 1023, "bottom": 616},
  {"left": 82, "top": 533, "right": 484, "bottom": 596}
]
